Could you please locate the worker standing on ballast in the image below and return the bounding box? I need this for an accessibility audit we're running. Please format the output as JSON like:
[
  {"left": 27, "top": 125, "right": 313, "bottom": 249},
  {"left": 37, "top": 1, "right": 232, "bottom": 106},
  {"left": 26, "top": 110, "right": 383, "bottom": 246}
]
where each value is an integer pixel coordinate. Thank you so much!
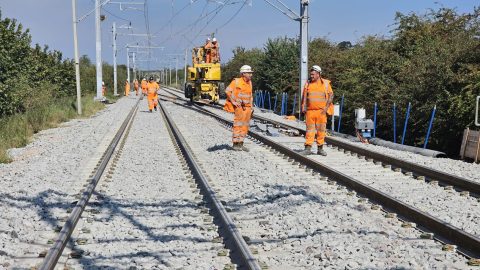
[
  {"left": 147, "top": 76, "right": 159, "bottom": 112},
  {"left": 224, "top": 65, "right": 254, "bottom": 151},
  {"left": 133, "top": 79, "right": 139, "bottom": 96},
  {"left": 300, "top": 65, "right": 334, "bottom": 156},
  {"left": 141, "top": 78, "right": 148, "bottom": 96},
  {"left": 125, "top": 80, "right": 130, "bottom": 96}
]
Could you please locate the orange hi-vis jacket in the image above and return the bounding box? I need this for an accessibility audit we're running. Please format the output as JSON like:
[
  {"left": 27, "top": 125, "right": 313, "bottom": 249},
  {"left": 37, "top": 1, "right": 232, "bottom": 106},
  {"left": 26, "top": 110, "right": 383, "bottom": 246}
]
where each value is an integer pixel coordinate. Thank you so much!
[
  {"left": 301, "top": 78, "right": 334, "bottom": 113},
  {"left": 141, "top": 80, "right": 148, "bottom": 90},
  {"left": 224, "top": 78, "right": 253, "bottom": 112},
  {"left": 147, "top": 82, "right": 159, "bottom": 96}
]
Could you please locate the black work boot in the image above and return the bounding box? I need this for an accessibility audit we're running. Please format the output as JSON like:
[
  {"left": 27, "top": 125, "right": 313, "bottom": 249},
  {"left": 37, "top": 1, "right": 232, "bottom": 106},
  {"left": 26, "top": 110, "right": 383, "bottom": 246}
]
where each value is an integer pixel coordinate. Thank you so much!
[
  {"left": 154, "top": 106, "right": 157, "bottom": 111},
  {"left": 232, "top": 142, "right": 242, "bottom": 151},
  {"left": 317, "top": 145, "right": 327, "bottom": 156},
  {"left": 239, "top": 142, "right": 249, "bottom": 152},
  {"left": 300, "top": 145, "right": 313, "bottom": 155},
  {"left": 149, "top": 109, "right": 152, "bottom": 113}
]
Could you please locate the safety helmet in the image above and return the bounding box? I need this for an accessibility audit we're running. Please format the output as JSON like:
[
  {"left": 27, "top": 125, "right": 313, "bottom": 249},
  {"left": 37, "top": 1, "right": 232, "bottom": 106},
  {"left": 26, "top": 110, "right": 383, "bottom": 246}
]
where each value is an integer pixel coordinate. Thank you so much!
[
  {"left": 240, "top": 65, "right": 253, "bottom": 73},
  {"left": 149, "top": 76, "right": 154, "bottom": 81},
  {"left": 212, "top": 37, "right": 217, "bottom": 42},
  {"left": 102, "top": 81, "right": 105, "bottom": 86},
  {"left": 207, "top": 37, "right": 211, "bottom": 41},
  {"left": 310, "top": 65, "right": 322, "bottom": 74}
]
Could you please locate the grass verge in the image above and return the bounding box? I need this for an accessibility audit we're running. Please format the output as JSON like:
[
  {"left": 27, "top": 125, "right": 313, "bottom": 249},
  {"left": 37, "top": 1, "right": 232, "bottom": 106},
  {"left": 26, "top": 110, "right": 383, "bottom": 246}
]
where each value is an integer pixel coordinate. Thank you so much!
[{"left": 0, "top": 94, "right": 105, "bottom": 163}]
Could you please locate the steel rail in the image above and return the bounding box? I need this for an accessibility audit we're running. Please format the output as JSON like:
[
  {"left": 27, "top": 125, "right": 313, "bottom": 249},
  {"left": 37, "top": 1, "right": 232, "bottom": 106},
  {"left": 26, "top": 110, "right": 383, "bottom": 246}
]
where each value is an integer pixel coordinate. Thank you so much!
[
  {"left": 162, "top": 87, "right": 480, "bottom": 196},
  {"left": 40, "top": 98, "right": 140, "bottom": 270},
  {"left": 160, "top": 92, "right": 480, "bottom": 258},
  {"left": 158, "top": 99, "right": 261, "bottom": 270}
]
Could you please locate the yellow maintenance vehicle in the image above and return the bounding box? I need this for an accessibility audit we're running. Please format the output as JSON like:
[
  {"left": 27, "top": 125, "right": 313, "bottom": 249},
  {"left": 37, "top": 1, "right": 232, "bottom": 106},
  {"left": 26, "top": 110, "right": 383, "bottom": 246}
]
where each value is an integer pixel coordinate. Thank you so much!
[{"left": 184, "top": 42, "right": 224, "bottom": 104}]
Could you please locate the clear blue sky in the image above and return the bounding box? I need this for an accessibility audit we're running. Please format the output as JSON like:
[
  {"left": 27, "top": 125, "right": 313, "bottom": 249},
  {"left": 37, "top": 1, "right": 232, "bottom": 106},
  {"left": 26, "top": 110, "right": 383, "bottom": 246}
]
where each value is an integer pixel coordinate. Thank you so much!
[{"left": 0, "top": 0, "right": 478, "bottom": 70}]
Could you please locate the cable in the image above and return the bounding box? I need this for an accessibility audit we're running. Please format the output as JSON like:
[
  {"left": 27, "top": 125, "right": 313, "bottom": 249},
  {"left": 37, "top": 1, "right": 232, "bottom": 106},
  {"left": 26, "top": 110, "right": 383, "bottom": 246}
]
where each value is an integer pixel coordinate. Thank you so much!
[
  {"left": 102, "top": 7, "right": 131, "bottom": 22},
  {"left": 215, "top": 0, "right": 248, "bottom": 32}
]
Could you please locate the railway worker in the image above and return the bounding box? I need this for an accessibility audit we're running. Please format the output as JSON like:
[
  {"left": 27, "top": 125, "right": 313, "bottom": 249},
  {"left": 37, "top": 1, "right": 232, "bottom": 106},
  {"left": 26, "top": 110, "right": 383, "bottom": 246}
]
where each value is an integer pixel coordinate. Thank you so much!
[
  {"left": 133, "top": 79, "right": 139, "bottom": 96},
  {"left": 102, "top": 81, "right": 107, "bottom": 96},
  {"left": 204, "top": 37, "right": 213, "bottom": 63},
  {"left": 141, "top": 78, "right": 148, "bottom": 96},
  {"left": 224, "top": 65, "right": 254, "bottom": 151},
  {"left": 147, "top": 76, "right": 159, "bottom": 112},
  {"left": 300, "top": 65, "right": 334, "bottom": 156},
  {"left": 124, "top": 80, "right": 130, "bottom": 96},
  {"left": 210, "top": 37, "right": 220, "bottom": 63}
]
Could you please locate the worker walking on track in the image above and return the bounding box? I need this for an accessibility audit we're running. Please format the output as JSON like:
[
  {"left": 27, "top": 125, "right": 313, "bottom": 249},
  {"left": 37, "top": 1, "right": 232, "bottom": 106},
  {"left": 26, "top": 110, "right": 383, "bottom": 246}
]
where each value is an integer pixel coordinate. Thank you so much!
[
  {"left": 300, "top": 65, "right": 334, "bottom": 156},
  {"left": 141, "top": 78, "right": 148, "bottom": 96},
  {"left": 133, "top": 79, "right": 139, "bottom": 96},
  {"left": 147, "top": 76, "right": 159, "bottom": 112},
  {"left": 224, "top": 65, "right": 254, "bottom": 151},
  {"left": 124, "top": 80, "right": 130, "bottom": 96}
]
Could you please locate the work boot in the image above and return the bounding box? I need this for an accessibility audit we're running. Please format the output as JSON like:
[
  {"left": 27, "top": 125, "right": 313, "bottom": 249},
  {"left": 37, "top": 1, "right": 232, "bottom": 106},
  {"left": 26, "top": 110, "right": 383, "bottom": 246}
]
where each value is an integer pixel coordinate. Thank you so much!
[
  {"left": 232, "top": 142, "right": 242, "bottom": 151},
  {"left": 239, "top": 142, "right": 249, "bottom": 152},
  {"left": 300, "top": 145, "right": 313, "bottom": 155},
  {"left": 317, "top": 145, "right": 327, "bottom": 156},
  {"left": 149, "top": 109, "right": 152, "bottom": 113},
  {"left": 154, "top": 106, "right": 157, "bottom": 111}
]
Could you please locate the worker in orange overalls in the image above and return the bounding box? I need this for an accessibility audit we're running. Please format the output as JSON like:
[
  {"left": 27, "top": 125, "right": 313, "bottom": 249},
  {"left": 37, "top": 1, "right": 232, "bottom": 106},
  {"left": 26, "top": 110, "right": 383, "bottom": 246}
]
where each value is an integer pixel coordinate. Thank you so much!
[
  {"left": 141, "top": 78, "right": 148, "bottom": 96},
  {"left": 224, "top": 65, "right": 253, "bottom": 151},
  {"left": 300, "top": 65, "right": 334, "bottom": 156},
  {"left": 102, "top": 81, "right": 107, "bottom": 97},
  {"left": 147, "top": 76, "right": 159, "bottom": 112},
  {"left": 204, "top": 37, "right": 213, "bottom": 63},
  {"left": 210, "top": 37, "right": 220, "bottom": 63},
  {"left": 124, "top": 80, "right": 130, "bottom": 96},
  {"left": 133, "top": 79, "right": 139, "bottom": 96}
]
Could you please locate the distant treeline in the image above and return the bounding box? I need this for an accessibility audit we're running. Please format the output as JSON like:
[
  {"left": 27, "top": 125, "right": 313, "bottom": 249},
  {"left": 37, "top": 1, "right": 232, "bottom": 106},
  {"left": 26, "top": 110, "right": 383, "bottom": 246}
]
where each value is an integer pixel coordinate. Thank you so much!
[
  {"left": 222, "top": 7, "right": 480, "bottom": 156},
  {"left": 0, "top": 10, "right": 127, "bottom": 117}
]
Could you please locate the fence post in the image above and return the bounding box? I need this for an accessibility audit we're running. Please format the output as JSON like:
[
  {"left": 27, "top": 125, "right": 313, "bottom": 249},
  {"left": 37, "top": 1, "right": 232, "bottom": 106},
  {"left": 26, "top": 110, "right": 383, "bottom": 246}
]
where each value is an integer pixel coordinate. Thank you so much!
[
  {"left": 337, "top": 94, "right": 344, "bottom": 133},
  {"left": 393, "top": 102, "right": 397, "bottom": 143},
  {"left": 267, "top": 92, "right": 272, "bottom": 111},
  {"left": 285, "top": 93, "right": 289, "bottom": 116},
  {"left": 373, "top": 102, "right": 377, "bottom": 138},
  {"left": 274, "top": 94, "right": 278, "bottom": 114},
  {"left": 423, "top": 105, "right": 437, "bottom": 149},
  {"left": 401, "top": 102, "right": 411, "bottom": 145},
  {"left": 291, "top": 93, "right": 297, "bottom": 116}
]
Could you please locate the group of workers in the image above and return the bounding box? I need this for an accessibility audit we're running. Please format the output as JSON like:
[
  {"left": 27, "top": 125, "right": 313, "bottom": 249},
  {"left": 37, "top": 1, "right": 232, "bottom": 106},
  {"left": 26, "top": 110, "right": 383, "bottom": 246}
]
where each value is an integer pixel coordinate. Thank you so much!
[
  {"left": 121, "top": 62, "right": 333, "bottom": 155},
  {"left": 193, "top": 37, "right": 220, "bottom": 64},
  {"left": 224, "top": 64, "right": 333, "bottom": 155},
  {"left": 124, "top": 77, "right": 159, "bottom": 112}
]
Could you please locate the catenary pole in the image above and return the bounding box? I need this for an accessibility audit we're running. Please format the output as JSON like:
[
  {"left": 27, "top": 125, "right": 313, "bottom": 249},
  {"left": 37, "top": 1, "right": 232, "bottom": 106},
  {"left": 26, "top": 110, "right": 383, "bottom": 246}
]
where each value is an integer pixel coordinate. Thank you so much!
[
  {"left": 71, "top": 0, "right": 82, "bottom": 115},
  {"left": 112, "top": 22, "right": 118, "bottom": 96},
  {"left": 95, "top": 0, "right": 103, "bottom": 100},
  {"left": 126, "top": 47, "right": 130, "bottom": 83},
  {"left": 298, "top": 0, "right": 309, "bottom": 117}
]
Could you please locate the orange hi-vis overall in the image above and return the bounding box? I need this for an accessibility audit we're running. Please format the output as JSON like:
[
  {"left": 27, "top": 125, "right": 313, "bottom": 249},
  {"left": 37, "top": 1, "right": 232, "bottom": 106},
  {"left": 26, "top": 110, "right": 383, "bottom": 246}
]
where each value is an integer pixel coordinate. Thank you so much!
[
  {"left": 141, "top": 80, "right": 148, "bottom": 95},
  {"left": 134, "top": 80, "right": 139, "bottom": 95},
  {"left": 225, "top": 78, "right": 253, "bottom": 143},
  {"left": 301, "top": 78, "right": 333, "bottom": 146},
  {"left": 147, "top": 82, "right": 159, "bottom": 110},
  {"left": 125, "top": 82, "right": 130, "bottom": 96}
]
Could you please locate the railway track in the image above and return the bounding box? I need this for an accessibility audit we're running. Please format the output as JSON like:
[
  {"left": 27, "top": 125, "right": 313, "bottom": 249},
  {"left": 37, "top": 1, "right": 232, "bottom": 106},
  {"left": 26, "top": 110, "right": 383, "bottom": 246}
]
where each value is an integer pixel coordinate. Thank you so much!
[
  {"left": 160, "top": 88, "right": 480, "bottom": 263},
  {"left": 35, "top": 97, "right": 259, "bottom": 269},
  {"left": 163, "top": 86, "right": 480, "bottom": 197}
]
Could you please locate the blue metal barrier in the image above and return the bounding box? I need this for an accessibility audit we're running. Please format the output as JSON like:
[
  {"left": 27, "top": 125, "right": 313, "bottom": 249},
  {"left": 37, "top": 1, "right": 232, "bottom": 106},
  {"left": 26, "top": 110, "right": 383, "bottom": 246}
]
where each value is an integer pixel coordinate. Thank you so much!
[
  {"left": 401, "top": 102, "right": 411, "bottom": 145},
  {"left": 423, "top": 105, "right": 437, "bottom": 149}
]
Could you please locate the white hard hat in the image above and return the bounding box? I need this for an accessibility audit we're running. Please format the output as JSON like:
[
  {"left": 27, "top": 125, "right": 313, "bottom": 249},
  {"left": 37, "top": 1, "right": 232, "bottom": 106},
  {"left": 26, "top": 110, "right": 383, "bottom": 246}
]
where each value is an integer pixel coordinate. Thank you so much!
[
  {"left": 102, "top": 81, "right": 105, "bottom": 85},
  {"left": 310, "top": 65, "right": 322, "bottom": 73},
  {"left": 207, "top": 37, "right": 211, "bottom": 41},
  {"left": 240, "top": 65, "right": 253, "bottom": 73},
  {"left": 212, "top": 37, "right": 217, "bottom": 42}
]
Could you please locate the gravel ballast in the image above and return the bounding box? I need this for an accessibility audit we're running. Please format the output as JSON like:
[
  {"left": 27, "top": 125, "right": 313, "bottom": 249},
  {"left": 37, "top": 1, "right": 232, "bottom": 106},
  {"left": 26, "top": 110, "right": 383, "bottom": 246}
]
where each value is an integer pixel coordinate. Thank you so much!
[
  {"left": 0, "top": 96, "right": 137, "bottom": 267},
  {"left": 161, "top": 98, "right": 471, "bottom": 269},
  {"left": 62, "top": 99, "right": 231, "bottom": 269}
]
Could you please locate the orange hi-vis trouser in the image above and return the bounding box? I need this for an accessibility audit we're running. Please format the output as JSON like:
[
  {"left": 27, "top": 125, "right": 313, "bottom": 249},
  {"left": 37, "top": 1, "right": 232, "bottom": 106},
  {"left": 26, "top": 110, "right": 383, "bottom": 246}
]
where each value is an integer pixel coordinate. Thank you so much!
[
  {"left": 305, "top": 109, "right": 327, "bottom": 146},
  {"left": 147, "top": 92, "right": 158, "bottom": 110},
  {"left": 142, "top": 87, "right": 148, "bottom": 96},
  {"left": 232, "top": 107, "right": 252, "bottom": 143},
  {"left": 125, "top": 84, "right": 130, "bottom": 96}
]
